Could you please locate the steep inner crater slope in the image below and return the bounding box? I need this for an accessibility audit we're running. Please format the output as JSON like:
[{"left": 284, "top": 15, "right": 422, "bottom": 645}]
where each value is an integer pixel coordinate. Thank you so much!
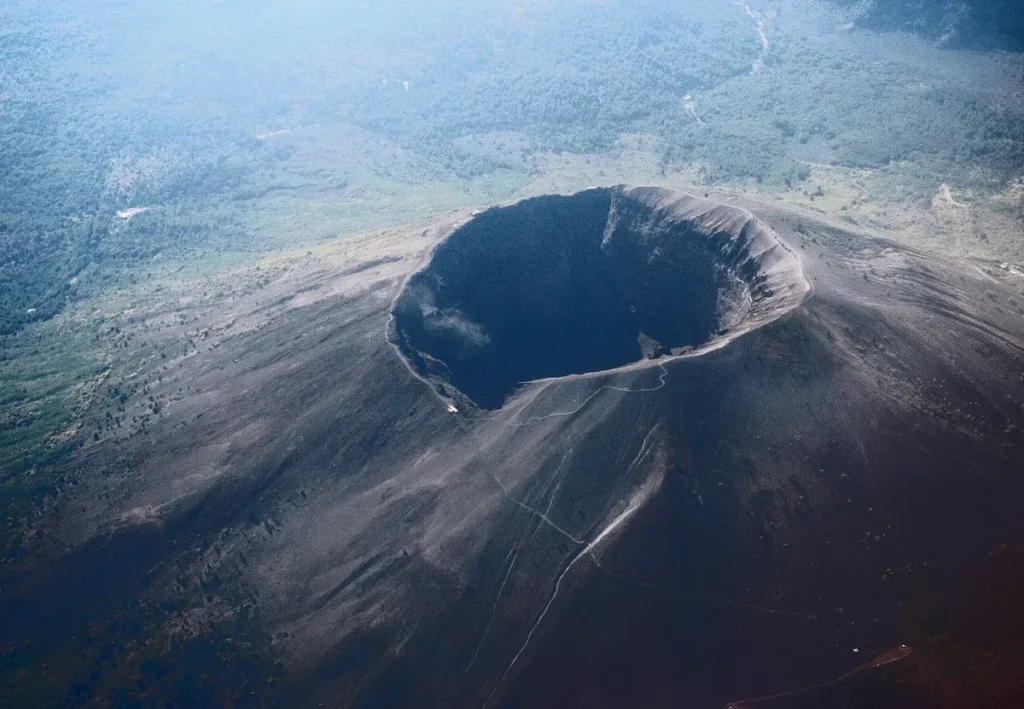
[{"left": 392, "top": 186, "right": 808, "bottom": 409}]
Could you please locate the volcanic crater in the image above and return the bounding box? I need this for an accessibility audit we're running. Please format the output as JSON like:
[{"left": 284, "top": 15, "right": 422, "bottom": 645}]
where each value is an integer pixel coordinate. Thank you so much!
[{"left": 391, "top": 186, "right": 810, "bottom": 409}]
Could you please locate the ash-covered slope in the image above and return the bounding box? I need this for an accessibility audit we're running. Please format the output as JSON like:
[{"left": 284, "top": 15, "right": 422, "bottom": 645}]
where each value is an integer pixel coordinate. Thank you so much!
[{"left": 3, "top": 188, "right": 1024, "bottom": 708}]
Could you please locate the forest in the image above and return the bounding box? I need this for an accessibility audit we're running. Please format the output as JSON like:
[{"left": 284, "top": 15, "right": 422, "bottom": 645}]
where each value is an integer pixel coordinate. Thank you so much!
[
  {"left": 833, "top": 0, "right": 1024, "bottom": 51},
  {"left": 3, "top": 0, "right": 1023, "bottom": 337}
]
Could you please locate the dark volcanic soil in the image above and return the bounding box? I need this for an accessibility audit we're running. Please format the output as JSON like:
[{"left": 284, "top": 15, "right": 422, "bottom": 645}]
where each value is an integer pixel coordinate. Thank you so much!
[{"left": 3, "top": 187, "right": 1023, "bottom": 709}]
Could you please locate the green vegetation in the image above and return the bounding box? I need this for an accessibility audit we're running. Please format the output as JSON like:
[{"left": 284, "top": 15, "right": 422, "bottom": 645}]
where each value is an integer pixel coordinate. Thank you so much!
[
  {"left": 659, "top": 33, "right": 1024, "bottom": 190},
  {"left": 0, "top": 316, "right": 104, "bottom": 559},
  {"left": 3, "top": 0, "right": 1022, "bottom": 338},
  {"left": 832, "top": 0, "right": 1024, "bottom": 51}
]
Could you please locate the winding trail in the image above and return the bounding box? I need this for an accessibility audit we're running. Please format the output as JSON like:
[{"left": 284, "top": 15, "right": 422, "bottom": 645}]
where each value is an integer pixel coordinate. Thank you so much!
[
  {"left": 482, "top": 362, "right": 670, "bottom": 429},
  {"left": 481, "top": 506, "right": 649, "bottom": 709},
  {"left": 457, "top": 546, "right": 520, "bottom": 691},
  {"left": 734, "top": 1, "right": 769, "bottom": 73},
  {"left": 480, "top": 429, "right": 819, "bottom": 703},
  {"left": 724, "top": 645, "right": 913, "bottom": 708},
  {"left": 479, "top": 407, "right": 829, "bottom": 705},
  {"left": 481, "top": 539, "right": 591, "bottom": 708},
  {"left": 541, "top": 452, "right": 571, "bottom": 519},
  {"left": 384, "top": 308, "right": 456, "bottom": 411},
  {"left": 481, "top": 432, "right": 658, "bottom": 707},
  {"left": 489, "top": 471, "right": 583, "bottom": 545},
  {"left": 487, "top": 429, "right": 657, "bottom": 548}
]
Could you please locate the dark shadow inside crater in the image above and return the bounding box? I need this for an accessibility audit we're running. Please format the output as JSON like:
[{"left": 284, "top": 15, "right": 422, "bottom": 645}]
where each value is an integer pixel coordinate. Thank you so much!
[{"left": 392, "top": 187, "right": 790, "bottom": 409}]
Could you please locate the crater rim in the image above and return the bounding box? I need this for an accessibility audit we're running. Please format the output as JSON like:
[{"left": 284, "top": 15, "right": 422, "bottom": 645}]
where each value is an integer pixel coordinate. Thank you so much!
[{"left": 389, "top": 185, "right": 811, "bottom": 410}]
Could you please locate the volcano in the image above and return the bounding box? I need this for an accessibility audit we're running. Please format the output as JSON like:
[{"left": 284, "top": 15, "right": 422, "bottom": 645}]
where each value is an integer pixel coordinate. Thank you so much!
[{"left": 5, "top": 187, "right": 1023, "bottom": 708}]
